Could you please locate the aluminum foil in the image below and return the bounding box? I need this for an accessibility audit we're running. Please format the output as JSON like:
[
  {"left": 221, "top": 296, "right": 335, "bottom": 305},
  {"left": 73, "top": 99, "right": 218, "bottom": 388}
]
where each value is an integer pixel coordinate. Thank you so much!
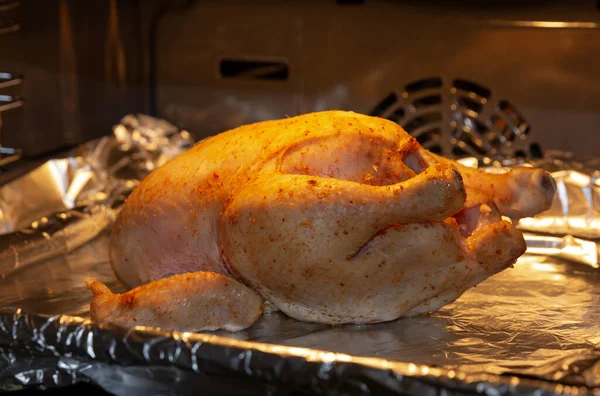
[
  {"left": 0, "top": 234, "right": 599, "bottom": 395},
  {"left": 0, "top": 116, "right": 599, "bottom": 395},
  {"left": 0, "top": 114, "right": 193, "bottom": 279}
]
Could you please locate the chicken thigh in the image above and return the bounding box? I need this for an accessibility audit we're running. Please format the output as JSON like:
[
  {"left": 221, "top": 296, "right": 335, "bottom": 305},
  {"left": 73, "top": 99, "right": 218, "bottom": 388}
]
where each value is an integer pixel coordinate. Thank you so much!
[{"left": 89, "top": 111, "right": 556, "bottom": 331}]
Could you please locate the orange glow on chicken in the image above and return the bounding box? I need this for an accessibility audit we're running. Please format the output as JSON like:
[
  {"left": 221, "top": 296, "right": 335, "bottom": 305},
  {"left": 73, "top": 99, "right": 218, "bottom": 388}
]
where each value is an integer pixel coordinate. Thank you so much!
[{"left": 88, "top": 111, "right": 556, "bottom": 332}]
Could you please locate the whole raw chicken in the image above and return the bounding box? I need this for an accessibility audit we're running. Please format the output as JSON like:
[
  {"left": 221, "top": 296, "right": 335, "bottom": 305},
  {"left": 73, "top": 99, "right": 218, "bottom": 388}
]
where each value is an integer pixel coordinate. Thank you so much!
[{"left": 88, "top": 111, "right": 556, "bottom": 332}]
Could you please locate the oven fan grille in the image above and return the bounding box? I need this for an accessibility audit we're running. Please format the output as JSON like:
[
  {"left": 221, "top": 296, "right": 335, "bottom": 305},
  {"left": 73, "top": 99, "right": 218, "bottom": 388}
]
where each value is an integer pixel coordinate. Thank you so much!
[{"left": 369, "top": 77, "right": 541, "bottom": 161}]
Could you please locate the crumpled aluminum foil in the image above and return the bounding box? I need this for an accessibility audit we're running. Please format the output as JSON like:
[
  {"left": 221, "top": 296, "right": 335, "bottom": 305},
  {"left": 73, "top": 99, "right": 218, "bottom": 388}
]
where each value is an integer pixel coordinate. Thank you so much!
[
  {"left": 0, "top": 114, "right": 194, "bottom": 279},
  {"left": 0, "top": 234, "right": 598, "bottom": 395},
  {"left": 0, "top": 116, "right": 599, "bottom": 395}
]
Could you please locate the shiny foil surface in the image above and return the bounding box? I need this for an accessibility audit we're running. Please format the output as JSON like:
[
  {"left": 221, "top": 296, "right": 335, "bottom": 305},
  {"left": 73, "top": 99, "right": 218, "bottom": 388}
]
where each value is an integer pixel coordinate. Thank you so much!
[
  {"left": 0, "top": 116, "right": 598, "bottom": 395},
  {"left": 0, "top": 115, "right": 193, "bottom": 280},
  {"left": 0, "top": 234, "right": 598, "bottom": 395}
]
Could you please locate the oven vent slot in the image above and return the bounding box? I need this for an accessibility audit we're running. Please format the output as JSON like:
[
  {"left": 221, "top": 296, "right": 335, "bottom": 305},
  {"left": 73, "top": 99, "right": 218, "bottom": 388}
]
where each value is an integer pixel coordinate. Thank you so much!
[
  {"left": 0, "top": 72, "right": 24, "bottom": 112},
  {"left": 0, "top": 0, "right": 19, "bottom": 34},
  {"left": 218, "top": 58, "right": 289, "bottom": 81},
  {"left": 0, "top": 93, "right": 22, "bottom": 112},
  {"left": 0, "top": 71, "right": 23, "bottom": 166},
  {"left": 0, "top": 71, "right": 22, "bottom": 89},
  {"left": 336, "top": 0, "right": 366, "bottom": 5}
]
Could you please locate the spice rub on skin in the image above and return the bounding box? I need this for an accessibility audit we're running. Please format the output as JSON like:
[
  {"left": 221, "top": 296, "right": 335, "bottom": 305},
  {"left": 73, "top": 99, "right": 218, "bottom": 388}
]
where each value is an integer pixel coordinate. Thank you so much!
[
  {"left": 90, "top": 111, "right": 556, "bottom": 331},
  {"left": 87, "top": 272, "right": 263, "bottom": 332}
]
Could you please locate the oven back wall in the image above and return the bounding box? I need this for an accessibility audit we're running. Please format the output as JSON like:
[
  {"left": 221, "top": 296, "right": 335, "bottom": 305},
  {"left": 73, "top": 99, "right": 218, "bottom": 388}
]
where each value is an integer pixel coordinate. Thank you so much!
[
  {"left": 154, "top": 0, "right": 600, "bottom": 159},
  {"left": 0, "top": 0, "right": 144, "bottom": 158}
]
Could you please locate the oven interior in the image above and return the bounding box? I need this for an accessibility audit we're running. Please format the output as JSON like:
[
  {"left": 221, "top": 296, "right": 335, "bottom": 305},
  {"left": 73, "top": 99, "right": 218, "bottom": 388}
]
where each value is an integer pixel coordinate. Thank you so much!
[{"left": 0, "top": 0, "right": 599, "bottom": 172}]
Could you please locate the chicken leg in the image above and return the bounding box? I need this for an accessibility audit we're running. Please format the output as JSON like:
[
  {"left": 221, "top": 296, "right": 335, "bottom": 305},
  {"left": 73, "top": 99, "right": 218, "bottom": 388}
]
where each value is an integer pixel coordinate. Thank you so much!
[
  {"left": 88, "top": 272, "right": 263, "bottom": 332},
  {"left": 220, "top": 165, "right": 524, "bottom": 324},
  {"left": 422, "top": 150, "right": 557, "bottom": 221}
]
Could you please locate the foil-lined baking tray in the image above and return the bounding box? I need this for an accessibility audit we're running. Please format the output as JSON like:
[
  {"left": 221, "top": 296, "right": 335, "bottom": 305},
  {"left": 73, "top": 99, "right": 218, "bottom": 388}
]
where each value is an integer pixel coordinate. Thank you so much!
[
  {"left": 0, "top": 116, "right": 599, "bottom": 395},
  {"left": 1, "top": 235, "right": 599, "bottom": 395}
]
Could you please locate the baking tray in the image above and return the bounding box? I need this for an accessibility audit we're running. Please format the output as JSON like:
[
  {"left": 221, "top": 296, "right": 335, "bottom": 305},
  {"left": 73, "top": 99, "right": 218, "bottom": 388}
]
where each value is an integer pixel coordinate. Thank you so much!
[
  {"left": 1, "top": 232, "right": 599, "bottom": 395},
  {"left": 0, "top": 115, "right": 598, "bottom": 395}
]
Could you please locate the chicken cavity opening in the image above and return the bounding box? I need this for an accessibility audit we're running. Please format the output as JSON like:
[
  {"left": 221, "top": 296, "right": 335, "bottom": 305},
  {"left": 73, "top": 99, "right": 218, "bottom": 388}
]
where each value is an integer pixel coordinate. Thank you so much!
[
  {"left": 403, "top": 152, "right": 427, "bottom": 174},
  {"left": 453, "top": 203, "right": 501, "bottom": 238},
  {"left": 352, "top": 201, "right": 501, "bottom": 261}
]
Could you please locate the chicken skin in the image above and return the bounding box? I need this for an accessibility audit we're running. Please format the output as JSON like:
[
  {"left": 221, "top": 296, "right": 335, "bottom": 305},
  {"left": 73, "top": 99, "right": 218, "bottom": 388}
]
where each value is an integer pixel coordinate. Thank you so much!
[
  {"left": 87, "top": 272, "right": 262, "bottom": 332},
  {"left": 89, "top": 111, "right": 556, "bottom": 331}
]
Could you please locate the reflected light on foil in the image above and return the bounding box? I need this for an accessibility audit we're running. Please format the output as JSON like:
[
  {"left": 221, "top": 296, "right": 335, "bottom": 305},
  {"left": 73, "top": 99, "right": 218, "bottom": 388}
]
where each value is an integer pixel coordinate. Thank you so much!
[
  {"left": 65, "top": 167, "right": 94, "bottom": 208},
  {"left": 321, "top": 352, "right": 336, "bottom": 363},
  {"left": 519, "top": 217, "right": 558, "bottom": 229},
  {"left": 48, "top": 160, "right": 69, "bottom": 200},
  {"left": 567, "top": 218, "right": 593, "bottom": 230},
  {"left": 286, "top": 346, "right": 307, "bottom": 357},
  {"left": 531, "top": 263, "right": 559, "bottom": 273},
  {"left": 566, "top": 171, "right": 591, "bottom": 188}
]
